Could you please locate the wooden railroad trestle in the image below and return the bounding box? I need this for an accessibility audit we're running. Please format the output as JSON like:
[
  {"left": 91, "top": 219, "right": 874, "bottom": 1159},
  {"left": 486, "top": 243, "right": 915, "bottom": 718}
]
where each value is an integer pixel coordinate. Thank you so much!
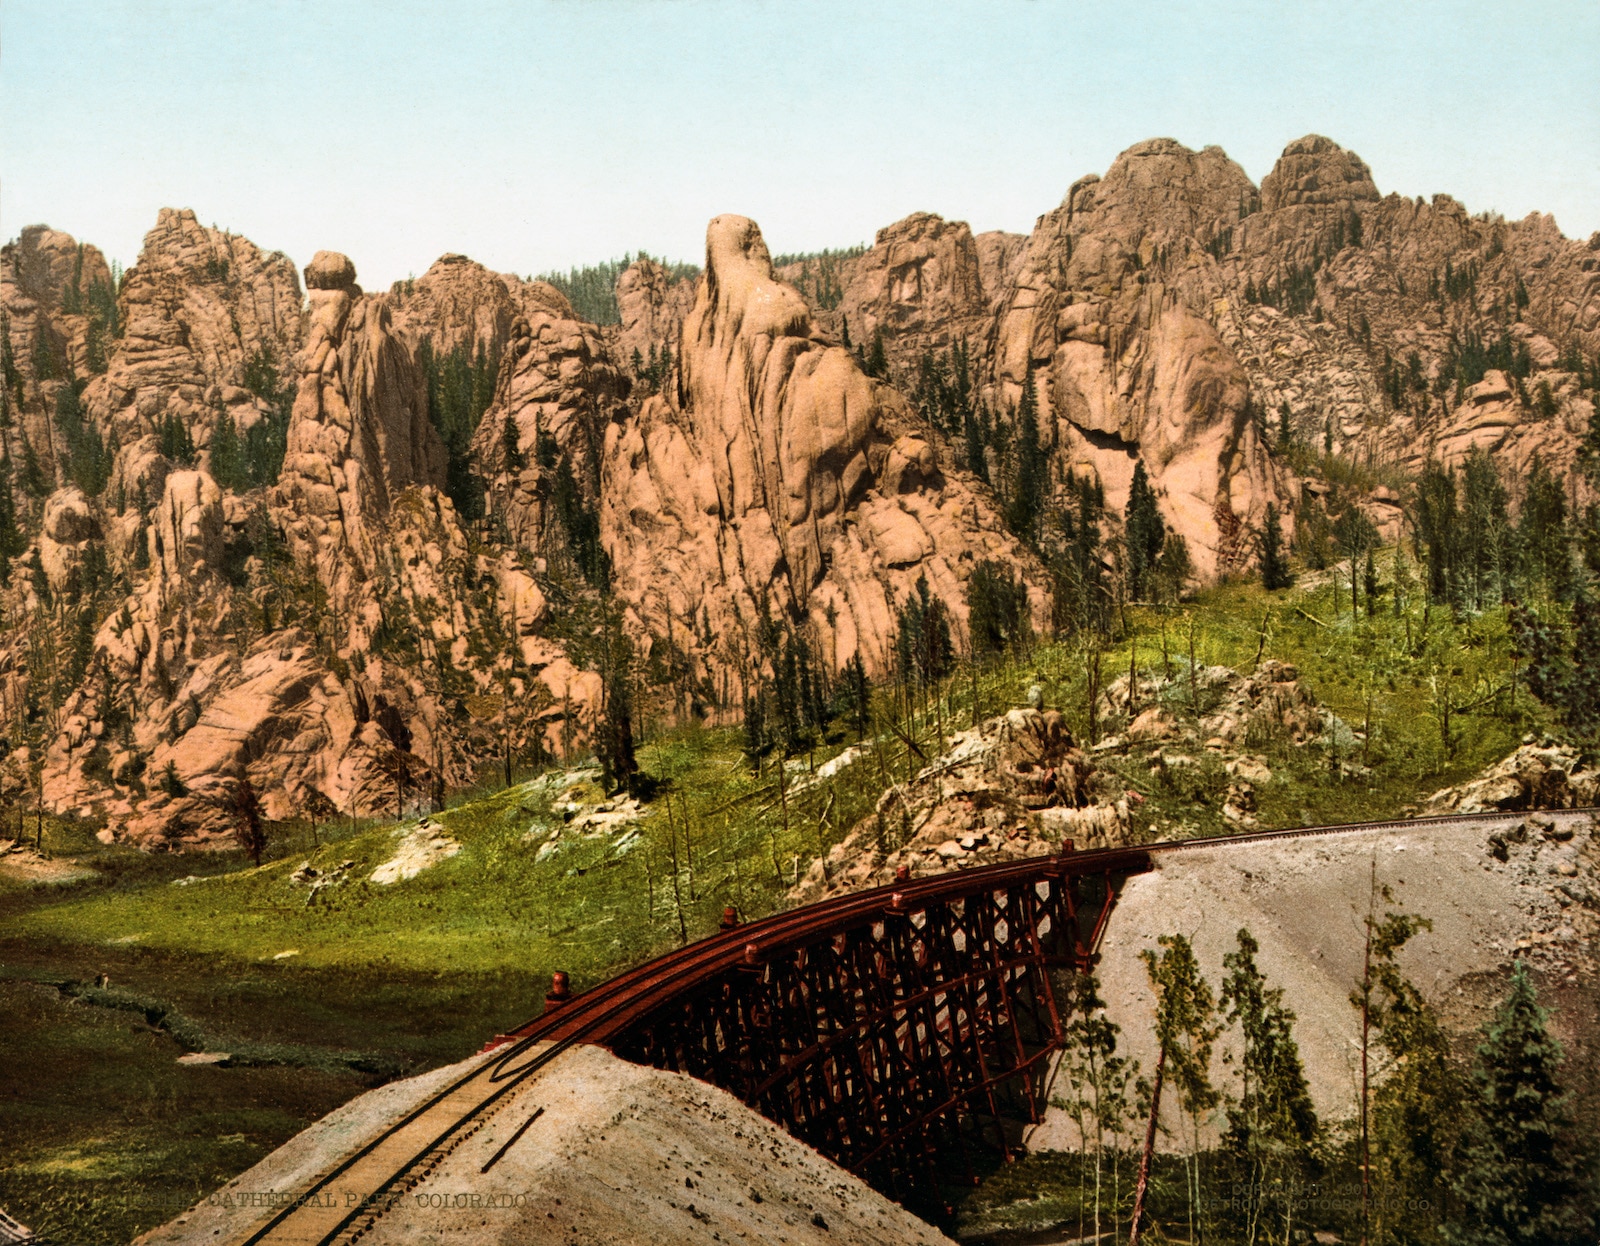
[{"left": 608, "top": 859, "right": 1144, "bottom": 1198}]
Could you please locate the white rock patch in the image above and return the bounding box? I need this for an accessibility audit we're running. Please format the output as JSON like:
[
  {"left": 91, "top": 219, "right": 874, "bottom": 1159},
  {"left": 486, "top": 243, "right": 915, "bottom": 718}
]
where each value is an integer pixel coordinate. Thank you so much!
[{"left": 369, "top": 819, "right": 460, "bottom": 885}]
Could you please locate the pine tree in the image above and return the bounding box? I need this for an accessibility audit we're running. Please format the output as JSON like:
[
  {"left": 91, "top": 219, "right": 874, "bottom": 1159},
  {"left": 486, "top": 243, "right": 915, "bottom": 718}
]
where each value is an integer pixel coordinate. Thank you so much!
[
  {"left": 1048, "top": 473, "right": 1110, "bottom": 637},
  {"left": 1519, "top": 455, "right": 1572, "bottom": 600},
  {"left": 1461, "top": 448, "right": 1513, "bottom": 607},
  {"left": 158, "top": 413, "right": 196, "bottom": 467},
  {"left": 1221, "top": 928, "right": 1318, "bottom": 1243},
  {"left": 229, "top": 776, "right": 267, "bottom": 866},
  {"left": 0, "top": 454, "right": 23, "bottom": 584},
  {"left": 895, "top": 575, "right": 953, "bottom": 692},
  {"left": 1005, "top": 364, "right": 1047, "bottom": 542},
  {"left": 1580, "top": 403, "right": 1600, "bottom": 490},
  {"left": 1258, "top": 502, "right": 1293, "bottom": 590},
  {"left": 965, "top": 559, "right": 1029, "bottom": 656},
  {"left": 1124, "top": 460, "right": 1165, "bottom": 601},
  {"left": 210, "top": 409, "right": 247, "bottom": 492},
  {"left": 1416, "top": 464, "right": 1461, "bottom": 605},
  {"left": 594, "top": 605, "right": 640, "bottom": 795},
  {"left": 501, "top": 412, "right": 526, "bottom": 471},
  {"left": 1357, "top": 905, "right": 1462, "bottom": 1243},
  {"left": 741, "top": 685, "right": 770, "bottom": 772},
  {"left": 1563, "top": 593, "right": 1600, "bottom": 740},
  {"left": 0, "top": 313, "right": 20, "bottom": 406},
  {"left": 1509, "top": 603, "right": 1570, "bottom": 711},
  {"left": 160, "top": 760, "right": 187, "bottom": 797},
  {"left": 1063, "top": 972, "right": 1135, "bottom": 1246},
  {"left": 837, "top": 652, "right": 871, "bottom": 742},
  {"left": 963, "top": 403, "right": 989, "bottom": 482},
  {"left": 1154, "top": 532, "right": 1193, "bottom": 603},
  {"left": 1139, "top": 933, "right": 1219, "bottom": 1245},
  {"left": 1446, "top": 961, "right": 1596, "bottom": 1245},
  {"left": 864, "top": 327, "right": 888, "bottom": 379}
]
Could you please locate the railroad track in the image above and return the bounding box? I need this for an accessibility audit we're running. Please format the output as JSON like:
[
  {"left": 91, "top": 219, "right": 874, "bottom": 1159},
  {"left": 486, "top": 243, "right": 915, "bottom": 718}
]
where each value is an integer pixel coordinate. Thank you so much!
[{"left": 209, "top": 805, "right": 1592, "bottom": 1245}]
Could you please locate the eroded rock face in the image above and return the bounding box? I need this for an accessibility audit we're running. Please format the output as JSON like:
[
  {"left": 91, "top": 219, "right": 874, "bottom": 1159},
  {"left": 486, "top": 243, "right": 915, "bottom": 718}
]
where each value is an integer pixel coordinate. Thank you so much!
[
  {"left": 472, "top": 279, "right": 626, "bottom": 552},
  {"left": 835, "top": 212, "right": 993, "bottom": 373},
  {"left": 988, "top": 139, "right": 1284, "bottom": 577},
  {"left": 1215, "top": 137, "right": 1598, "bottom": 488},
  {"left": 275, "top": 252, "right": 445, "bottom": 577},
  {"left": 614, "top": 256, "right": 696, "bottom": 372},
  {"left": 1259, "top": 134, "right": 1381, "bottom": 211},
  {"left": 37, "top": 487, "right": 102, "bottom": 597},
  {"left": 91, "top": 208, "right": 306, "bottom": 510},
  {"left": 388, "top": 252, "right": 521, "bottom": 359},
  {"left": 788, "top": 134, "right": 1599, "bottom": 578},
  {"left": 11, "top": 133, "right": 1600, "bottom": 847},
  {"left": 600, "top": 214, "right": 1045, "bottom": 687}
]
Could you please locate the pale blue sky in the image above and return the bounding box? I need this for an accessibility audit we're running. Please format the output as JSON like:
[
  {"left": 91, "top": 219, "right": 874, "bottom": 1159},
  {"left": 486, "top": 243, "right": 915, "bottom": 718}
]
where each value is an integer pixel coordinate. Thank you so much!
[{"left": 4, "top": 0, "right": 1597, "bottom": 289}]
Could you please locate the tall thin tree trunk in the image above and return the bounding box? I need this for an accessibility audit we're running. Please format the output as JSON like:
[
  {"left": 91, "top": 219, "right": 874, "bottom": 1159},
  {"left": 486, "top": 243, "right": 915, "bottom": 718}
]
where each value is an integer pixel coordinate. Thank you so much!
[
  {"left": 776, "top": 756, "right": 790, "bottom": 839},
  {"left": 643, "top": 838, "right": 655, "bottom": 921},
  {"left": 1128, "top": 1044, "right": 1165, "bottom": 1246},
  {"left": 1092, "top": 1065, "right": 1104, "bottom": 1245},
  {"left": 681, "top": 791, "right": 695, "bottom": 902},
  {"left": 1187, "top": 617, "right": 1199, "bottom": 716},
  {"left": 1359, "top": 858, "right": 1376, "bottom": 1246},
  {"left": 971, "top": 659, "right": 980, "bottom": 729},
  {"left": 665, "top": 807, "right": 688, "bottom": 944}
]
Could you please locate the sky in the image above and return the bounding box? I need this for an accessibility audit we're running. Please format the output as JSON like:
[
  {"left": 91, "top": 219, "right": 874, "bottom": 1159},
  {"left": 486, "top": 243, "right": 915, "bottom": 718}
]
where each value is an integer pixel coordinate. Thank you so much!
[{"left": 3, "top": 0, "right": 1598, "bottom": 290}]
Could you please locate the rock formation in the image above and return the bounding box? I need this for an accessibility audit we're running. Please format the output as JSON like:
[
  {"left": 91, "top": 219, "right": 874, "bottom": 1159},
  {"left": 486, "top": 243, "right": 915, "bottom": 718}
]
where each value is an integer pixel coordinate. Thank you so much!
[
  {"left": 10, "top": 229, "right": 596, "bottom": 842},
  {"left": 832, "top": 212, "right": 994, "bottom": 373},
  {"left": 598, "top": 214, "right": 1045, "bottom": 689},
  {"left": 4, "top": 132, "right": 1598, "bottom": 847},
  {"left": 777, "top": 135, "right": 1599, "bottom": 576},
  {"left": 1426, "top": 740, "right": 1600, "bottom": 814}
]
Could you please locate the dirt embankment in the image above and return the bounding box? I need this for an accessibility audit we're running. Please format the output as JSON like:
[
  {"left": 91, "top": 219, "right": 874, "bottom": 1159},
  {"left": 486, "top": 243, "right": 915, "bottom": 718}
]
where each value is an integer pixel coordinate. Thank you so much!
[
  {"left": 139, "top": 1043, "right": 954, "bottom": 1246},
  {"left": 1029, "top": 811, "right": 1600, "bottom": 1151}
]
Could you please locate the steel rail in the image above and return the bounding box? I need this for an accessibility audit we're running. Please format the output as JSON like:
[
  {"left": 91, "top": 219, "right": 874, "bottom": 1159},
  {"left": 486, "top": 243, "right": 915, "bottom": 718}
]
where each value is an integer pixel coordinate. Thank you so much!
[{"left": 233, "top": 805, "right": 1591, "bottom": 1243}]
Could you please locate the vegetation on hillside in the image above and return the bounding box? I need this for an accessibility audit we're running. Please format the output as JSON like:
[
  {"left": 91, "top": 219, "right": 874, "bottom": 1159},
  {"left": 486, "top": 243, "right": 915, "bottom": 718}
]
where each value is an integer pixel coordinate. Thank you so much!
[
  {"left": 773, "top": 245, "right": 865, "bottom": 310},
  {"left": 535, "top": 252, "right": 699, "bottom": 325}
]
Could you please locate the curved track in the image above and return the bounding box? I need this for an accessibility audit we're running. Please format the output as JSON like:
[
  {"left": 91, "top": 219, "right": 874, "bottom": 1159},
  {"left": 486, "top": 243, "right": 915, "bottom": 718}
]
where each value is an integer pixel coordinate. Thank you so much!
[{"left": 220, "top": 806, "right": 1591, "bottom": 1245}]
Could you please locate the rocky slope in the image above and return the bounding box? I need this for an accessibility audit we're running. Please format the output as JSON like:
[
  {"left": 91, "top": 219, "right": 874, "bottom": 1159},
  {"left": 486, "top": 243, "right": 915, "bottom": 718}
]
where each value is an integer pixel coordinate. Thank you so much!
[
  {"left": 0, "top": 212, "right": 1039, "bottom": 843},
  {"left": 1025, "top": 812, "right": 1599, "bottom": 1153},
  {"left": 2, "top": 134, "right": 1597, "bottom": 846}
]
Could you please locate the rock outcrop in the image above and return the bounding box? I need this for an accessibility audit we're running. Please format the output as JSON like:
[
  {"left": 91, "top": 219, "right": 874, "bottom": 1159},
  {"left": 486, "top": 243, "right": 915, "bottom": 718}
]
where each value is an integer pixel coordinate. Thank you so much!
[
  {"left": 793, "top": 705, "right": 1128, "bottom": 903},
  {"left": 778, "top": 135, "right": 1600, "bottom": 576},
  {"left": 613, "top": 255, "right": 697, "bottom": 372},
  {"left": 599, "top": 214, "right": 1046, "bottom": 689},
  {"left": 1426, "top": 741, "right": 1600, "bottom": 814},
  {"left": 90, "top": 209, "right": 305, "bottom": 510},
  {"left": 30, "top": 236, "right": 539, "bottom": 841},
  {"left": 833, "top": 212, "right": 995, "bottom": 373}
]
